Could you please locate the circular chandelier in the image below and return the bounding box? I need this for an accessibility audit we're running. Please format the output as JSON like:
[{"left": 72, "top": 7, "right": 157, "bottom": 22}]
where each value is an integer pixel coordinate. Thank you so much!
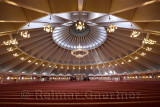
[
  {"left": 75, "top": 20, "right": 85, "bottom": 31},
  {"left": 71, "top": 44, "right": 89, "bottom": 58}
]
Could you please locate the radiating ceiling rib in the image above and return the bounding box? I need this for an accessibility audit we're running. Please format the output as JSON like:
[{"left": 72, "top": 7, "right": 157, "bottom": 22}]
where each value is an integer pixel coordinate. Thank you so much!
[
  {"left": 103, "top": 42, "right": 130, "bottom": 73},
  {"left": 135, "top": 52, "right": 159, "bottom": 69},
  {"left": 16, "top": 58, "right": 37, "bottom": 73},
  {"left": 93, "top": 49, "right": 106, "bottom": 74},
  {"left": 21, "top": 37, "right": 51, "bottom": 52},
  {"left": 107, "top": 37, "right": 134, "bottom": 53},
  {"left": 36, "top": 63, "right": 50, "bottom": 75},
  {"left": 6, "top": 55, "right": 30, "bottom": 73},
  {"left": 109, "top": 33, "right": 142, "bottom": 47},
  {"left": 29, "top": 41, "right": 52, "bottom": 56},
  {"left": 18, "top": 32, "right": 51, "bottom": 47}
]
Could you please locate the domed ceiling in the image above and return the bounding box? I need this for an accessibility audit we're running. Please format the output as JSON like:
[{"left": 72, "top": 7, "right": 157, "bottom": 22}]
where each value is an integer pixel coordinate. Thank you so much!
[{"left": 0, "top": 0, "right": 160, "bottom": 76}]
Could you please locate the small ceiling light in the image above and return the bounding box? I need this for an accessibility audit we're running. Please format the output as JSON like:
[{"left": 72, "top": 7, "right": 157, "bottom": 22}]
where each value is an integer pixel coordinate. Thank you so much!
[
  {"left": 20, "top": 57, "right": 24, "bottom": 60},
  {"left": 128, "top": 59, "right": 132, "bottom": 62},
  {"left": 130, "top": 30, "right": 140, "bottom": 38},
  {"left": 55, "top": 65, "right": 57, "bottom": 68},
  {"left": 108, "top": 65, "right": 111, "bottom": 67},
  {"left": 20, "top": 23, "right": 30, "bottom": 38},
  {"left": 7, "top": 47, "right": 14, "bottom": 51},
  {"left": 90, "top": 66, "right": 92, "bottom": 69},
  {"left": 13, "top": 53, "right": 18, "bottom": 57},
  {"left": 35, "top": 62, "right": 38, "bottom": 65},
  {"left": 79, "top": 67, "right": 81, "bottom": 69},
  {"left": 121, "top": 62, "right": 124, "bottom": 64},
  {"left": 135, "top": 56, "right": 139, "bottom": 59},
  {"left": 107, "top": 24, "right": 117, "bottom": 33},
  {"left": 49, "top": 65, "right": 51, "bottom": 68},
  {"left": 28, "top": 60, "right": 31, "bottom": 63},
  {"left": 115, "top": 64, "right": 117, "bottom": 66},
  {"left": 61, "top": 66, "right": 63, "bottom": 69},
  {"left": 75, "top": 20, "right": 85, "bottom": 31},
  {"left": 142, "top": 38, "right": 156, "bottom": 45},
  {"left": 141, "top": 52, "right": 146, "bottom": 56},
  {"left": 67, "top": 66, "right": 69, "bottom": 69},
  {"left": 146, "top": 47, "right": 152, "bottom": 51},
  {"left": 73, "top": 67, "right": 75, "bottom": 69},
  {"left": 42, "top": 64, "right": 45, "bottom": 66},
  {"left": 85, "top": 66, "right": 87, "bottom": 69}
]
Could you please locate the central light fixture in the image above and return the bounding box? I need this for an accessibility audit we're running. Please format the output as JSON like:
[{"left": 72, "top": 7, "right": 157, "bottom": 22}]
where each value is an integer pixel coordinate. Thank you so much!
[
  {"left": 71, "top": 44, "right": 89, "bottom": 58},
  {"left": 75, "top": 20, "right": 85, "bottom": 31}
]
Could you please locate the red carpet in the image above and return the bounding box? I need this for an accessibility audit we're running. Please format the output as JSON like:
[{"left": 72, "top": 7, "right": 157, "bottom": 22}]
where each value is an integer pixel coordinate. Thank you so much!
[{"left": 0, "top": 81, "right": 160, "bottom": 107}]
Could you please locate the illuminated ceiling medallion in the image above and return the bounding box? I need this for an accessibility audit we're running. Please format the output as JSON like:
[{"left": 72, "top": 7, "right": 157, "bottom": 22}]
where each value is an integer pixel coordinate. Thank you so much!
[
  {"left": 44, "top": 24, "right": 53, "bottom": 33},
  {"left": 107, "top": 24, "right": 117, "bottom": 33},
  {"left": 75, "top": 20, "right": 85, "bottom": 31},
  {"left": 142, "top": 38, "right": 156, "bottom": 45},
  {"left": 130, "top": 30, "right": 140, "bottom": 38},
  {"left": 20, "top": 31, "right": 30, "bottom": 38},
  {"left": 71, "top": 44, "right": 89, "bottom": 58}
]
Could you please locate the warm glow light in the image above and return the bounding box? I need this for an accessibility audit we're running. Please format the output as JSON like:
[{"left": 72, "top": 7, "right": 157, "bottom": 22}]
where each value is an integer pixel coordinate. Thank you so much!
[
  {"left": 142, "top": 38, "right": 156, "bottom": 45},
  {"left": 42, "top": 64, "right": 45, "bottom": 66},
  {"left": 35, "top": 62, "right": 38, "bottom": 65},
  {"left": 130, "top": 30, "right": 140, "bottom": 38},
  {"left": 13, "top": 53, "right": 18, "bottom": 57},
  {"left": 128, "top": 59, "right": 132, "bottom": 62},
  {"left": 20, "top": 31, "right": 30, "bottom": 38},
  {"left": 44, "top": 24, "right": 53, "bottom": 33},
  {"left": 49, "top": 65, "right": 51, "bottom": 67},
  {"left": 121, "top": 62, "right": 124, "bottom": 64},
  {"left": 141, "top": 52, "right": 146, "bottom": 56},
  {"left": 28, "top": 60, "right": 31, "bottom": 63},
  {"left": 107, "top": 24, "right": 117, "bottom": 33},
  {"left": 146, "top": 47, "right": 152, "bottom": 51},
  {"left": 3, "top": 39, "right": 18, "bottom": 45},
  {"left": 7, "top": 47, "right": 14, "bottom": 52},
  {"left": 75, "top": 20, "right": 85, "bottom": 31},
  {"left": 20, "top": 57, "right": 24, "bottom": 60}
]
